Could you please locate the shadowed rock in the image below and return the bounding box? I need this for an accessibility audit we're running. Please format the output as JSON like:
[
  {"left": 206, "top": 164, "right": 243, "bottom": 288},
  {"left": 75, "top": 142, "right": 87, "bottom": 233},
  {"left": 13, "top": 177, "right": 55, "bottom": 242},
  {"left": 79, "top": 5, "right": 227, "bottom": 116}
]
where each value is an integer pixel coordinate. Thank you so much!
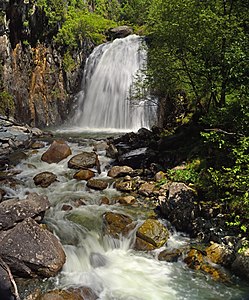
[{"left": 0, "top": 218, "right": 66, "bottom": 277}]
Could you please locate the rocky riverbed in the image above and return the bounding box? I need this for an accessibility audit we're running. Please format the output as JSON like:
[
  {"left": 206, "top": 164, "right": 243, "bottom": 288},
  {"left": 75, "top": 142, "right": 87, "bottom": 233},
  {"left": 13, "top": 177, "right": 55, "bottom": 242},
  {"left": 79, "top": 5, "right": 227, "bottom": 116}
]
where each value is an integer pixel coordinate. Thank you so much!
[{"left": 0, "top": 121, "right": 248, "bottom": 299}]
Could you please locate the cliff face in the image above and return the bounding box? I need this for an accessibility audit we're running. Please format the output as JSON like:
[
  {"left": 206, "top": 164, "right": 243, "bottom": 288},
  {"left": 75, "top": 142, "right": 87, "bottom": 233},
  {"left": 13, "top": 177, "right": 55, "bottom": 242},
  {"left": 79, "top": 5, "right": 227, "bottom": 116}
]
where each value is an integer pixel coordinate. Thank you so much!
[{"left": 0, "top": 0, "right": 93, "bottom": 128}]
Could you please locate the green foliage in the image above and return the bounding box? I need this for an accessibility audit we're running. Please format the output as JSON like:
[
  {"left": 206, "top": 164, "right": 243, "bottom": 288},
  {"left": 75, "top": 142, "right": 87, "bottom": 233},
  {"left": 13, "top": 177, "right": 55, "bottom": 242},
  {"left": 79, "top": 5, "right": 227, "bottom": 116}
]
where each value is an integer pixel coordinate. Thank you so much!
[
  {"left": 55, "top": 8, "right": 116, "bottom": 48},
  {"left": 62, "top": 51, "right": 76, "bottom": 72},
  {"left": 94, "top": 0, "right": 121, "bottom": 21},
  {"left": 119, "top": 0, "right": 151, "bottom": 25},
  {"left": 167, "top": 160, "right": 201, "bottom": 184},
  {"left": 0, "top": 91, "right": 15, "bottom": 117}
]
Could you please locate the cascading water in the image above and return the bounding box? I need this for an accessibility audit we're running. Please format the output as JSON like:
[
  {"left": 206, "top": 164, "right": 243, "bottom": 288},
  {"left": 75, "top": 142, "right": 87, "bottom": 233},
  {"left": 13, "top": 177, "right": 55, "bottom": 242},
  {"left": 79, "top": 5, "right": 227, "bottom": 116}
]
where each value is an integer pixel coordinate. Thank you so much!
[
  {"left": 10, "top": 140, "right": 249, "bottom": 300},
  {"left": 73, "top": 35, "right": 156, "bottom": 132}
]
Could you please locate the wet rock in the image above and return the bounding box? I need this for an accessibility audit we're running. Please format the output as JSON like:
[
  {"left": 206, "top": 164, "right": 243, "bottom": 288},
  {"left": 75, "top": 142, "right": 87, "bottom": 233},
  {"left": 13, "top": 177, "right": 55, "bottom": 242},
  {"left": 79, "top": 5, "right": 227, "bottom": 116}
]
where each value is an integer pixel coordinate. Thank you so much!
[
  {"left": 93, "top": 141, "right": 108, "bottom": 152},
  {"left": 0, "top": 218, "right": 66, "bottom": 277},
  {"left": 100, "top": 196, "right": 110, "bottom": 205},
  {"left": 115, "top": 179, "right": 135, "bottom": 192},
  {"left": 68, "top": 152, "right": 100, "bottom": 173},
  {"left": 8, "top": 151, "right": 28, "bottom": 166},
  {"left": 107, "top": 165, "right": 133, "bottom": 178},
  {"left": 73, "top": 198, "right": 86, "bottom": 207},
  {"left": 184, "top": 248, "right": 229, "bottom": 282},
  {"left": 205, "top": 242, "right": 235, "bottom": 267},
  {"left": 158, "top": 248, "right": 183, "bottom": 262},
  {"left": 61, "top": 204, "right": 73, "bottom": 211},
  {"left": 73, "top": 169, "right": 95, "bottom": 181},
  {"left": 159, "top": 182, "right": 198, "bottom": 234},
  {"left": 0, "top": 192, "right": 50, "bottom": 230},
  {"left": 33, "top": 171, "right": 57, "bottom": 188},
  {"left": 135, "top": 219, "right": 169, "bottom": 250},
  {"left": 31, "top": 141, "right": 45, "bottom": 149},
  {"left": 90, "top": 252, "right": 108, "bottom": 268},
  {"left": 103, "top": 212, "right": 135, "bottom": 238},
  {"left": 138, "top": 182, "right": 156, "bottom": 196},
  {"left": 135, "top": 237, "right": 156, "bottom": 251},
  {"left": 41, "top": 140, "right": 72, "bottom": 164},
  {"left": 39, "top": 287, "right": 98, "bottom": 300},
  {"left": 117, "top": 195, "right": 136, "bottom": 205},
  {"left": 106, "top": 143, "right": 118, "bottom": 158},
  {"left": 109, "top": 25, "right": 133, "bottom": 39},
  {"left": 86, "top": 178, "right": 108, "bottom": 190}
]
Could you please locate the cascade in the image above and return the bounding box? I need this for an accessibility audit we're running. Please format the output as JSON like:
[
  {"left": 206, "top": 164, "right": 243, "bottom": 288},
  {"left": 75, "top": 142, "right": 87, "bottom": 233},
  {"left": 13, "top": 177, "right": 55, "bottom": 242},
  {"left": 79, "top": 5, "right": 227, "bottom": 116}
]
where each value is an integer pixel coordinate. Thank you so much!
[{"left": 73, "top": 35, "right": 156, "bottom": 132}]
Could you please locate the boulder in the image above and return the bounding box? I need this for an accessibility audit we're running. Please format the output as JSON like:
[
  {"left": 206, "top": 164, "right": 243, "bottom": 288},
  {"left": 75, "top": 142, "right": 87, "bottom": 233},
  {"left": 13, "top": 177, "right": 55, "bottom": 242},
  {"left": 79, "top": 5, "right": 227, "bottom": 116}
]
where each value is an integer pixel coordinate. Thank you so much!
[
  {"left": 138, "top": 182, "right": 156, "bottom": 196},
  {"left": 31, "top": 141, "right": 45, "bottom": 149},
  {"left": 159, "top": 182, "right": 198, "bottom": 233},
  {"left": 73, "top": 169, "right": 95, "bottom": 181},
  {"left": 102, "top": 212, "right": 134, "bottom": 238},
  {"left": 115, "top": 180, "right": 134, "bottom": 192},
  {"left": 68, "top": 152, "right": 100, "bottom": 173},
  {"left": 39, "top": 287, "right": 98, "bottom": 300},
  {"left": 0, "top": 218, "right": 66, "bottom": 277},
  {"left": 205, "top": 242, "right": 235, "bottom": 267},
  {"left": 0, "top": 192, "right": 50, "bottom": 230},
  {"left": 109, "top": 26, "right": 133, "bottom": 39},
  {"left": 106, "top": 143, "right": 118, "bottom": 159},
  {"left": 93, "top": 141, "right": 108, "bottom": 152},
  {"left": 86, "top": 178, "right": 108, "bottom": 190},
  {"left": 117, "top": 195, "right": 136, "bottom": 205},
  {"left": 135, "top": 219, "right": 169, "bottom": 250},
  {"left": 158, "top": 248, "right": 183, "bottom": 262},
  {"left": 41, "top": 140, "right": 72, "bottom": 164},
  {"left": 107, "top": 165, "right": 133, "bottom": 178},
  {"left": 33, "top": 171, "right": 57, "bottom": 188}
]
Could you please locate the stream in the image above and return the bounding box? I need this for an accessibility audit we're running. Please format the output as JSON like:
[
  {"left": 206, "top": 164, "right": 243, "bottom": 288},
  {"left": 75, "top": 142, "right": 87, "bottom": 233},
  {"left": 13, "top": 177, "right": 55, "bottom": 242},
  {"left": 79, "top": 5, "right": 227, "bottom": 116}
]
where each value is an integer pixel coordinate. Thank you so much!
[{"left": 7, "top": 132, "right": 249, "bottom": 300}]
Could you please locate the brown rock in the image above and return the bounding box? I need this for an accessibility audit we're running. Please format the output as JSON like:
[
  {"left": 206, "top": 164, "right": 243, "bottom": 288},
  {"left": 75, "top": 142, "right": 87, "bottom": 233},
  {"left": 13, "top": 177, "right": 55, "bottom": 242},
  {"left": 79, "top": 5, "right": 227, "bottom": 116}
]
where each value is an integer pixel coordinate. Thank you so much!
[
  {"left": 138, "top": 182, "right": 156, "bottom": 196},
  {"left": 0, "top": 218, "right": 66, "bottom": 277},
  {"left": 31, "top": 141, "right": 45, "bottom": 149},
  {"left": 136, "top": 219, "right": 169, "bottom": 250},
  {"left": 117, "top": 195, "right": 136, "bottom": 205},
  {"left": 115, "top": 180, "right": 134, "bottom": 192},
  {"left": 41, "top": 140, "right": 72, "bottom": 164},
  {"left": 205, "top": 242, "right": 235, "bottom": 266},
  {"left": 73, "top": 169, "right": 95, "bottom": 181},
  {"left": 68, "top": 152, "right": 100, "bottom": 173},
  {"left": 103, "top": 212, "right": 135, "bottom": 238},
  {"left": 108, "top": 165, "right": 133, "bottom": 178},
  {"left": 158, "top": 248, "right": 183, "bottom": 262},
  {"left": 61, "top": 204, "right": 73, "bottom": 211},
  {"left": 100, "top": 196, "right": 110, "bottom": 205},
  {"left": 33, "top": 171, "right": 57, "bottom": 188},
  {"left": 40, "top": 287, "right": 98, "bottom": 300},
  {"left": 87, "top": 178, "right": 108, "bottom": 190}
]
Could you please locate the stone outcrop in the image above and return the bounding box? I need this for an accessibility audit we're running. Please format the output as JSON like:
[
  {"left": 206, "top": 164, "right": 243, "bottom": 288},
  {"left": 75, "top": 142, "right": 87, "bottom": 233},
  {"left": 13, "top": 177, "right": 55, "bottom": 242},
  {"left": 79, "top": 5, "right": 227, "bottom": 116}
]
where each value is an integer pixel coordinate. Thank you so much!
[
  {"left": 0, "top": 192, "right": 50, "bottom": 230},
  {"left": 41, "top": 140, "right": 72, "bottom": 164},
  {"left": 0, "top": 217, "right": 66, "bottom": 277},
  {"left": 0, "top": 0, "right": 93, "bottom": 128}
]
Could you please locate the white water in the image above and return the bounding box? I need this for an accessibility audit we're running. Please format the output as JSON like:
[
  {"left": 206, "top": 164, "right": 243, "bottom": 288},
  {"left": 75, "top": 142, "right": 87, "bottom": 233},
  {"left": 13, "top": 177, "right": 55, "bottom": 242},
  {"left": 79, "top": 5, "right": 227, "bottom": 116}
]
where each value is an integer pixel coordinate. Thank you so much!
[
  {"left": 73, "top": 35, "right": 157, "bottom": 132},
  {"left": 6, "top": 139, "right": 248, "bottom": 300}
]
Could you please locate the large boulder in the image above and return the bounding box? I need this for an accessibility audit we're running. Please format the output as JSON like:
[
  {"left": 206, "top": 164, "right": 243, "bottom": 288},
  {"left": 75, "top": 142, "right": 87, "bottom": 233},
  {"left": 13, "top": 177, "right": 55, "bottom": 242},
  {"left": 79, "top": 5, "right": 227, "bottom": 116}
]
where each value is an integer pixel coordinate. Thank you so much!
[
  {"left": 0, "top": 192, "right": 50, "bottom": 230},
  {"left": 68, "top": 152, "right": 100, "bottom": 173},
  {"left": 135, "top": 219, "right": 169, "bottom": 251},
  {"left": 102, "top": 212, "right": 134, "bottom": 239},
  {"left": 41, "top": 140, "right": 72, "bottom": 164},
  {"left": 107, "top": 165, "right": 133, "bottom": 178},
  {"left": 33, "top": 171, "right": 57, "bottom": 188},
  {"left": 159, "top": 182, "right": 198, "bottom": 234},
  {"left": 0, "top": 218, "right": 66, "bottom": 277},
  {"left": 205, "top": 242, "right": 235, "bottom": 267},
  {"left": 109, "top": 26, "right": 133, "bottom": 39}
]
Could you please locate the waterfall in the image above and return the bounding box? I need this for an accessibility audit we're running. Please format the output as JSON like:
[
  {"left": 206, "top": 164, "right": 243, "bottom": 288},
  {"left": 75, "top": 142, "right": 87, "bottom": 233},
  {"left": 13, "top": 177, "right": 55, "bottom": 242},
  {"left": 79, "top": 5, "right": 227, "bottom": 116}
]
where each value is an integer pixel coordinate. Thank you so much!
[{"left": 73, "top": 35, "right": 156, "bottom": 132}]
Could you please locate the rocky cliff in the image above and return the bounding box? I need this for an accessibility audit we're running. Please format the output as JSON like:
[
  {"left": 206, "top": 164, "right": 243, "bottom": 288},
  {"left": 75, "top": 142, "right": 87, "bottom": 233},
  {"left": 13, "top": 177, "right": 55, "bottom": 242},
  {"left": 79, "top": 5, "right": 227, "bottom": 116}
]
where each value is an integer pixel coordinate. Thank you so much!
[{"left": 0, "top": 0, "right": 93, "bottom": 128}]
